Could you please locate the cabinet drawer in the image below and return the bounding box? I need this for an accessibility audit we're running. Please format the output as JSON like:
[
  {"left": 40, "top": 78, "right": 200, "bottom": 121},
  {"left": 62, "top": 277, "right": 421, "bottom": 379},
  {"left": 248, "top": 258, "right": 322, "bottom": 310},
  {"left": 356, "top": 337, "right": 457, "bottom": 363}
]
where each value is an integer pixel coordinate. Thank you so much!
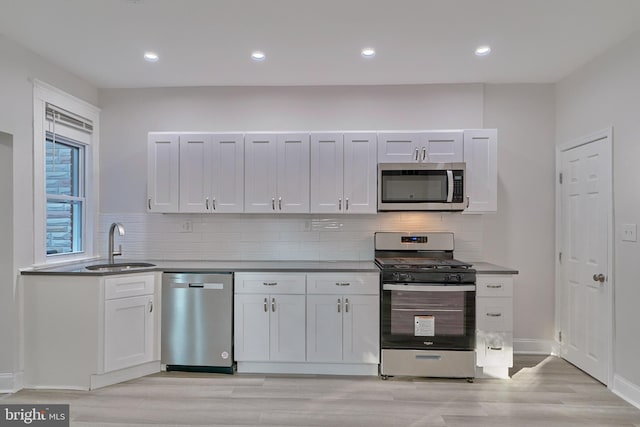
[
  {"left": 476, "top": 331, "right": 513, "bottom": 367},
  {"left": 306, "top": 273, "right": 379, "bottom": 295},
  {"left": 235, "top": 273, "right": 305, "bottom": 294},
  {"left": 105, "top": 274, "right": 155, "bottom": 300},
  {"left": 476, "top": 297, "right": 513, "bottom": 332},
  {"left": 476, "top": 275, "right": 513, "bottom": 297}
]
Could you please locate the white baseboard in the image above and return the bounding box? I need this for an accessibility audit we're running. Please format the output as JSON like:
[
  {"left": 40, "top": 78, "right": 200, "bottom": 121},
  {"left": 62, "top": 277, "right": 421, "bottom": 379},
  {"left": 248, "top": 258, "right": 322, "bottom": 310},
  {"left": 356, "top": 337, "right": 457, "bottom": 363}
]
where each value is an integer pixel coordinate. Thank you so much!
[
  {"left": 513, "top": 338, "right": 556, "bottom": 355},
  {"left": 612, "top": 374, "right": 640, "bottom": 410},
  {"left": 0, "top": 371, "right": 23, "bottom": 393}
]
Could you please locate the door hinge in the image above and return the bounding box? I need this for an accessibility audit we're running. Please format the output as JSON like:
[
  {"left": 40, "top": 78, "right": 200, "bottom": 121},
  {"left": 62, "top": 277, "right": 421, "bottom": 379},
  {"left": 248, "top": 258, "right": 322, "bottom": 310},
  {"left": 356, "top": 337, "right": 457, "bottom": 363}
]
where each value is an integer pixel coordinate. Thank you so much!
[
  {"left": 559, "top": 172, "right": 563, "bottom": 184},
  {"left": 558, "top": 331, "right": 562, "bottom": 342},
  {"left": 559, "top": 252, "right": 562, "bottom": 263}
]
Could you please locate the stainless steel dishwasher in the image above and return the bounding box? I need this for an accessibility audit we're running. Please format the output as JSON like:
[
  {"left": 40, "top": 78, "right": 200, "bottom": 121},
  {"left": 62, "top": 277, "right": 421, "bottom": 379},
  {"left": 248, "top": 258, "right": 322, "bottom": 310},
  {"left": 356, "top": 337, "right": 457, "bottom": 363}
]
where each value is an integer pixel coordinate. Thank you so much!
[{"left": 161, "top": 272, "right": 233, "bottom": 373}]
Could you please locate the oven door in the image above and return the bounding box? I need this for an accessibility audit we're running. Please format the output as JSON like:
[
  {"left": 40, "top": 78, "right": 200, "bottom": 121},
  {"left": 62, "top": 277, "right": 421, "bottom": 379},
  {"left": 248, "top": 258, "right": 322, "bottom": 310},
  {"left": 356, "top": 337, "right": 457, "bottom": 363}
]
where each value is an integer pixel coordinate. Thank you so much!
[{"left": 381, "top": 284, "right": 475, "bottom": 350}]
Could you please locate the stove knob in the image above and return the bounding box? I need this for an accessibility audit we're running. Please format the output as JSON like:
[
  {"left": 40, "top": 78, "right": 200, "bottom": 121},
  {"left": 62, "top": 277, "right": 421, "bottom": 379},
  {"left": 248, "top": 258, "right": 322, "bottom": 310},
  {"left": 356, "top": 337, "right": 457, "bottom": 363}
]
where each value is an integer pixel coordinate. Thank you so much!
[
  {"left": 399, "top": 273, "right": 413, "bottom": 282},
  {"left": 454, "top": 274, "right": 463, "bottom": 282},
  {"left": 392, "top": 272, "right": 400, "bottom": 281}
]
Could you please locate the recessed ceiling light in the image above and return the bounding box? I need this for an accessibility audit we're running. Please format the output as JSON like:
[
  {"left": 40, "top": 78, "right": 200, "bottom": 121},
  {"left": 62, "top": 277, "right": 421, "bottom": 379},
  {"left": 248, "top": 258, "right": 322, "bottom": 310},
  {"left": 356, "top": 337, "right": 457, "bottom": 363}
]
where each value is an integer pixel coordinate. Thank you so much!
[
  {"left": 475, "top": 45, "right": 491, "bottom": 56},
  {"left": 251, "top": 51, "right": 266, "bottom": 61},
  {"left": 143, "top": 51, "right": 159, "bottom": 62},
  {"left": 361, "top": 47, "right": 376, "bottom": 58}
]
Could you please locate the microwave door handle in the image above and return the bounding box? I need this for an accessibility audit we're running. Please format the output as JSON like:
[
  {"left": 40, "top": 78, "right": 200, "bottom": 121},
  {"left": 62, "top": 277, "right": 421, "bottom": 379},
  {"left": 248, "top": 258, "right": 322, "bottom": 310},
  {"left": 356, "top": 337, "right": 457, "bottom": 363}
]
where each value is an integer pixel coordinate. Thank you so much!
[{"left": 446, "top": 170, "right": 454, "bottom": 202}]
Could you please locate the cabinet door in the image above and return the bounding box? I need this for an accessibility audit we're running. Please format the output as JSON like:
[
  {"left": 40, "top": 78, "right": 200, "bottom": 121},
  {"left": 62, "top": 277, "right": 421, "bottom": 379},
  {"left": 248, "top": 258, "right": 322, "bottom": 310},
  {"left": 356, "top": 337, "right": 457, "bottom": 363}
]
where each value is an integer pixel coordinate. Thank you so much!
[
  {"left": 179, "top": 134, "right": 211, "bottom": 213},
  {"left": 244, "top": 134, "right": 278, "bottom": 213},
  {"left": 277, "top": 133, "right": 310, "bottom": 213},
  {"left": 270, "top": 294, "right": 306, "bottom": 362},
  {"left": 211, "top": 134, "right": 244, "bottom": 213},
  {"left": 310, "top": 133, "right": 344, "bottom": 213},
  {"left": 343, "top": 295, "right": 380, "bottom": 363},
  {"left": 306, "top": 295, "right": 344, "bottom": 362},
  {"left": 463, "top": 129, "right": 497, "bottom": 213},
  {"left": 422, "top": 131, "right": 464, "bottom": 163},
  {"left": 147, "top": 133, "right": 179, "bottom": 212},
  {"left": 377, "top": 132, "right": 420, "bottom": 163},
  {"left": 104, "top": 295, "right": 155, "bottom": 372},
  {"left": 234, "top": 294, "right": 270, "bottom": 361},
  {"left": 343, "top": 132, "right": 377, "bottom": 214}
]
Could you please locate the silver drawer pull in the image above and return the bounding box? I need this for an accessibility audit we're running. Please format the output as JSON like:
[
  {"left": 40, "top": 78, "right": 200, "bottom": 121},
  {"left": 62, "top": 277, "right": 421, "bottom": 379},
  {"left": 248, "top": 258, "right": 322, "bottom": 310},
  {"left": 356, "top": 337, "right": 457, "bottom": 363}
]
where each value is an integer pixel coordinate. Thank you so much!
[
  {"left": 263, "top": 298, "right": 268, "bottom": 312},
  {"left": 486, "top": 312, "right": 502, "bottom": 317},
  {"left": 335, "top": 282, "right": 351, "bottom": 286},
  {"left": 345, "top": 298, "right": 349, "bottom": 313},
  {"left": 263, "top": 282, "right": 278, "bottom": 286},
  {"left": 416, "top": 354, "right": 441, "bottom": 360},
  {"left": 271, "top": 297, "right": 276, "bottom": 312},
  {"left": 337, "top": 298, "right": 341, "bottom": 313},
  {"left": 488, "top": 346, "right": 503, "bottom": 351},
  {"left": 487, "top": 284, "right": 502, "bottom": 289},
  {"left": 149, "top": 300, "right": 153, "bottom": 313}
]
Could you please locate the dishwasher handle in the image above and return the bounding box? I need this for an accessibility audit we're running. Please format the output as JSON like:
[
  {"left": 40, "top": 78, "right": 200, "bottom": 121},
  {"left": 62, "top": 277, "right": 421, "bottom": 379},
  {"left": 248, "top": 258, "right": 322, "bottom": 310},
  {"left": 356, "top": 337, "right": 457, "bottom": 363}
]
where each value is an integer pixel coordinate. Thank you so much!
[{"left": 169, "top": 282, "right": 226, "bottom": 289}]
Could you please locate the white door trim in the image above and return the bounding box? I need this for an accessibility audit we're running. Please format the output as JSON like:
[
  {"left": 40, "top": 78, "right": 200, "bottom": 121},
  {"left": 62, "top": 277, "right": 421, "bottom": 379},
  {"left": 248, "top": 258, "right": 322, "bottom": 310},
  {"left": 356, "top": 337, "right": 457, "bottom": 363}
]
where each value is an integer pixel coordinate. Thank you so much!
[{"left": 555, "top": 126, "right": 614, "bottom": 387}]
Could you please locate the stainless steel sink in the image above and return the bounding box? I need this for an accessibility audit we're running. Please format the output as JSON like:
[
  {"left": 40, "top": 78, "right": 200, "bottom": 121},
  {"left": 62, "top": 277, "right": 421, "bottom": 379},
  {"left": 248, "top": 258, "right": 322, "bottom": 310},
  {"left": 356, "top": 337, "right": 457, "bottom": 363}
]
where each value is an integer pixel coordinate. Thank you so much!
[{"left": 85, "top": 262, "right": 156, "bottom": 272}]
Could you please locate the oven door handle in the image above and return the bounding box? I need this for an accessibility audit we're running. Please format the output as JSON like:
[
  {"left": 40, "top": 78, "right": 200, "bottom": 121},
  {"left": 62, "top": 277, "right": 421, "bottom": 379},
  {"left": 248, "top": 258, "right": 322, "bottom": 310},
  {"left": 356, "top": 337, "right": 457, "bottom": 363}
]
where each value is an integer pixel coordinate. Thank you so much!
[
  {"left": 383, "top": 284, "right": 476, "bottom": 292},
  {"left": 446, "top": 170, "right": 454, "bottom": 203}
]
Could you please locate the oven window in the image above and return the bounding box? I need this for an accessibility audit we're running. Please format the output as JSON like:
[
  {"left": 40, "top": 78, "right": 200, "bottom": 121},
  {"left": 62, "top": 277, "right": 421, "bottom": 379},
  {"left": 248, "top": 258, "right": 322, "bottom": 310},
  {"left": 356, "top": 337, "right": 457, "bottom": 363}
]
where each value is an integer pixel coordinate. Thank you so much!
[
  {"left": 390, "top": 290, "right": 465, "bottom": 336},
  {"left": 381, "top": 170, "right": 447, "bottom": 203}
]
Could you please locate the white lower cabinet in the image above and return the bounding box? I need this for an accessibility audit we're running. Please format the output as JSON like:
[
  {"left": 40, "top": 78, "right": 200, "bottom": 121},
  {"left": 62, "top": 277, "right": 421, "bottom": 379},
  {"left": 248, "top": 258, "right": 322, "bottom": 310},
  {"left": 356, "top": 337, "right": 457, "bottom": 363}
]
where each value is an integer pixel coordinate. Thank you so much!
[
  {"left": 234, "top": 271, "right": 380, "bottom": 375},
  {"left": 475, "top": 274, "right": 514, "bottom": 378},
  {"left": 23, "top": 272, "right": 161, "bottom": 390}
]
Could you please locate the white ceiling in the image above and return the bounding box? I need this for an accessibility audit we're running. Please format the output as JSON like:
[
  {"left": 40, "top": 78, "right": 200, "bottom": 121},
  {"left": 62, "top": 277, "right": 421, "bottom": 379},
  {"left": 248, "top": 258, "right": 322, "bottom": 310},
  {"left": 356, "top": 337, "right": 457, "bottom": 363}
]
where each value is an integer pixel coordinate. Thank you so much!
[{"left": 1, "top": 0, "right": 640, "bottom": 88}]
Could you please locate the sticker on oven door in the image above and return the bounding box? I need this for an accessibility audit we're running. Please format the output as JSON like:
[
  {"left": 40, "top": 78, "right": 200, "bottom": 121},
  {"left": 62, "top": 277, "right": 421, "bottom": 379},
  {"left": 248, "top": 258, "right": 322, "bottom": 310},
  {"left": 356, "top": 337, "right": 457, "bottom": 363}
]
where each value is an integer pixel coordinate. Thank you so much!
[{"left": 415, "top": 315, "right": 435, "bottom": 336}]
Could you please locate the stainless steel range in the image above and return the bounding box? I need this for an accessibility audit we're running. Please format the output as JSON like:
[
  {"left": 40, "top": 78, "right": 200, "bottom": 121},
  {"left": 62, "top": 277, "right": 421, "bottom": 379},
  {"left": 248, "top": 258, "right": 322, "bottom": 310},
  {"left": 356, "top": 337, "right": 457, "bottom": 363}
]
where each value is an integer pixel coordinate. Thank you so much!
[{"left": 375, "top": 232, "right": 476, "bottom": 380}]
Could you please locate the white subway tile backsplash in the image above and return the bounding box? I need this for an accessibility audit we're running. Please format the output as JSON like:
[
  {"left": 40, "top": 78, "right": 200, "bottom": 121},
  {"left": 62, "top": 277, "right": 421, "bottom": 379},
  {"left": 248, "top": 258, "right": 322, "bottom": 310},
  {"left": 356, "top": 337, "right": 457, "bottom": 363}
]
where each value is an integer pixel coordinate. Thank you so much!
[{"left": 99, "top": 212, "right": 484, "bottom": 261}]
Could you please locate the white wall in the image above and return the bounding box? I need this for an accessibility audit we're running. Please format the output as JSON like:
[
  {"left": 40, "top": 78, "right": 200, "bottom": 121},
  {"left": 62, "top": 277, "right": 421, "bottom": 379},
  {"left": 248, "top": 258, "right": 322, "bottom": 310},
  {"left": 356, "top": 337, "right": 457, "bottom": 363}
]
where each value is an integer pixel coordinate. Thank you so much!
[
  {"left": 0, "top": 132, "right": 14, "bottom": 379},
  {"left": 98, "top": 83, "right": 557, "bottom": 347},
  {"left": 556, "top": 30, "right": 640, "bottom": 391},
  {"left": 0, "top": 35, "right": 97, "bottom": 390}
]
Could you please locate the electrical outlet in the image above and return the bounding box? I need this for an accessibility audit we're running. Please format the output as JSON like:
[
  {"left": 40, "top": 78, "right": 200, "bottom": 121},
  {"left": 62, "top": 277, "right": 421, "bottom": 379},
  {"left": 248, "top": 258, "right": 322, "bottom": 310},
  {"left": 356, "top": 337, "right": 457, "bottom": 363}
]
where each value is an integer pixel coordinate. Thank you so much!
[
  {"left": 622, "top": 224, "right": 637, "bottom": 242},
  {"left": 180, "top": 221, "right": 193, "bottom": 233}
]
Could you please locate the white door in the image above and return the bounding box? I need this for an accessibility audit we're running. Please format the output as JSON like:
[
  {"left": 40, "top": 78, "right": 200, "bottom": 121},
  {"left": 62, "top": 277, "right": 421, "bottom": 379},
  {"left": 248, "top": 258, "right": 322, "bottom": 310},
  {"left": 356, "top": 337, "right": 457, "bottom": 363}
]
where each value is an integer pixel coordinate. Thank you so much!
[
  {"left": 342, "top": 295, "right": 379, "bottom": 363},
  {"left": 306, "top": 295, "right": 344, "bottom": 362},
  {"left": 310, "top": 133, "right": 344, "bottom": 213},
  {"left": 343, "top": 132, "right": 377, "bottom": 214},
  {"left": 559, "top": 131, "right": 611, "bottom": 384},
  {"left": 422, "top": 131, "right": 464, "bottom": 163},
  {"left": 269, "top": 294, "right": 306, "bottom": 361},
  {"left": 179, "top": 134, "right": 210, "bottom": 213},
  {"left": 234, "top": 294, "right": 270, "bottom": 361},
  {"left": 377, "top": 132, "right": 420, "bottom": 163},
  {"left": 276, "top": 133, "right": 310, "bottom": 213},
  {"left": 244, "top": 134, "right": 278, "bottom": 213},
  {"left": 211, "top": 134, "right": 244, "bottom": 213},
  {"left": 147, "top": 133, "right": 179, "bottom": 212}
]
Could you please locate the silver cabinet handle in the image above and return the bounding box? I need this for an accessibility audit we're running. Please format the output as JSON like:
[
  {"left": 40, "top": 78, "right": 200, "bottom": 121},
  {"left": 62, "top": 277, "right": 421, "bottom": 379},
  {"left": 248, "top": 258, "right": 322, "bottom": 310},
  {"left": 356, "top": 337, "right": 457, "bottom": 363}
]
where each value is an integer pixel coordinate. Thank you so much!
[
  {"left": 339, "top": 198, "right": 342, "bottom": 210},
  {"left": 272, "top": 198, "right": 275, "bottom": 210},
  {"left": 345, "top": 298, "right": 349, "bottom": 313},
  {"left": 271, "top": 297, "right": 276, "bottom": 312},
  {"left": 337, "top": 298, "right": 341, "bottom": 313},
  {"left": 414, "top": 148, "right": 419, "bottom": 161},
  {"left": 422, "top": 147, "right": 427, "bottom": 161},
  {"left": 346, "top": 198, "right": 349, "bottom": 211},
  {"left": 263, "top": 282, "right": 278, "bottom": 286},
  {"left": 487, "top": 284, "right": 503, "bottom": 289},
  {"left": 466, "top": 196, "right": 470, "bottom": 208},
  {"left": 212, "top": 197, "right": 216, "bottom": 210},
  {"left": 206, "top": 197, "right": 209, "bottom": 210},
  {"left": 264, "top": 297, "right": 268, "bottom": 312},
  {"left": 148, "top": 198, "right": 151, "bottom": 210},
  {"left": 279, "top": 197, "right": 282, "bottom": 210},
  {"left": 486, "top": 313, "right": 502, "bottom": 317},
  {"left": 489, "top": 347, "right": 503, "bottom": 351},
  {"left": 149, "top": 300, "right": 153, "bottom": 313},
  {"left": 335, "top": 282, "right": 350, "bottom": 286}
]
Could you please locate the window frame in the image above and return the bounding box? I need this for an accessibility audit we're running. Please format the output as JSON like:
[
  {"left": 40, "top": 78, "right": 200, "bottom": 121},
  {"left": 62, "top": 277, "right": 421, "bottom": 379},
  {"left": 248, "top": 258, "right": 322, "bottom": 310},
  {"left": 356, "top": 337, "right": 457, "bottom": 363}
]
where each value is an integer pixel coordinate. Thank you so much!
[{"left": 33, "top": 80, "right": 100, "bottom": 266}]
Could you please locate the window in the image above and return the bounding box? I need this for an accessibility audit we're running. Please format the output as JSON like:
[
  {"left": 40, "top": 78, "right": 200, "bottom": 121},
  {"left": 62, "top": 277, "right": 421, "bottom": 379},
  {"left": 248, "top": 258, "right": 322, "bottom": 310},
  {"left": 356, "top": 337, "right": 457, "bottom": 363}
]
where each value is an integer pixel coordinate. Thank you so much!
[
  {"left": 33, "top": 80, "right": 99, "bottom": 265},
  {"left": 45, "top": 133, "right": 85, "bottom": 255}
]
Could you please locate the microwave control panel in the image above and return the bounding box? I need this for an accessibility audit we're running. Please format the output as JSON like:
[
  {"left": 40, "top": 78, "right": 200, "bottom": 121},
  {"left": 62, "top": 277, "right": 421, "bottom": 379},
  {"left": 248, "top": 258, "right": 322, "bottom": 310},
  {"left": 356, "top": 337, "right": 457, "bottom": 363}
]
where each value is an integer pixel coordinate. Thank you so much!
[{"left": 453, "top": 171, "right": 464, "bottom": 203}]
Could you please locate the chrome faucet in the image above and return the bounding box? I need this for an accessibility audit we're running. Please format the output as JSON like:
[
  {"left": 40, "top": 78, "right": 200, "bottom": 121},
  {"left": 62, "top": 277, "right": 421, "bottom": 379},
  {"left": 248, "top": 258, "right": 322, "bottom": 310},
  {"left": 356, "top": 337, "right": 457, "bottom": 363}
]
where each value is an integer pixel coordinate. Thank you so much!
[{"left": 108, "top": 222, "right": 125, "bottom": 264}]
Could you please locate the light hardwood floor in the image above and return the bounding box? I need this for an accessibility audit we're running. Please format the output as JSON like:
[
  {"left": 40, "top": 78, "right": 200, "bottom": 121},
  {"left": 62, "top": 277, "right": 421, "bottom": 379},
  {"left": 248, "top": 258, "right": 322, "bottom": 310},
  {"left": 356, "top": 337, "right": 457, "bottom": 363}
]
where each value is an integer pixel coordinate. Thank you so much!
[{"left": 2, "top": 355, "right": 640, "bottom": 426}]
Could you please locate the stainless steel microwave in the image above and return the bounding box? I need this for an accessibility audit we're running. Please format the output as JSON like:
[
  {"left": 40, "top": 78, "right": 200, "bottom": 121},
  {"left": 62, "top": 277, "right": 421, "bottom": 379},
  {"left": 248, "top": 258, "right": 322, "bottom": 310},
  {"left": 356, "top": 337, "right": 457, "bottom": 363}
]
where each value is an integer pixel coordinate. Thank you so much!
[{"left": 377, "top": 162, "right": 466, "bottom": 211}]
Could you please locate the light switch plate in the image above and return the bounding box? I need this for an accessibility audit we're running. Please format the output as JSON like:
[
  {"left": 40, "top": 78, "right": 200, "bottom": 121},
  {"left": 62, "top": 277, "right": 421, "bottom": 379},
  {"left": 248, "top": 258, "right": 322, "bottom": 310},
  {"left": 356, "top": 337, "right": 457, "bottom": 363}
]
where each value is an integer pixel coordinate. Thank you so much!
[{"left": 622, "top": 224, "right": 637, "bottom": 242}]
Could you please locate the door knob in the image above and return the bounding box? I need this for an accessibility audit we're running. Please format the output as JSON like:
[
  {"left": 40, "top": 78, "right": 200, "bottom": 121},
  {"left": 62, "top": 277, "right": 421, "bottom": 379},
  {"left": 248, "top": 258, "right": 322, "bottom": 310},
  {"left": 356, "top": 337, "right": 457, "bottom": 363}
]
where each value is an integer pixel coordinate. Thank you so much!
[{"left": 593, "top": 273, "right": 606, "bottom": 283}]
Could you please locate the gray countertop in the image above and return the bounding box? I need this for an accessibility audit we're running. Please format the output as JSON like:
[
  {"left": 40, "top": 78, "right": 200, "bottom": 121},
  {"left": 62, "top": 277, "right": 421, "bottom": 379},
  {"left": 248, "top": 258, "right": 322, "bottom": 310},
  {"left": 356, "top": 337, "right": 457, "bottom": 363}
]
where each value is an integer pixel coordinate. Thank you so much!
[{"left": 470, "top": 262, "right": 519, "bottom": 275}]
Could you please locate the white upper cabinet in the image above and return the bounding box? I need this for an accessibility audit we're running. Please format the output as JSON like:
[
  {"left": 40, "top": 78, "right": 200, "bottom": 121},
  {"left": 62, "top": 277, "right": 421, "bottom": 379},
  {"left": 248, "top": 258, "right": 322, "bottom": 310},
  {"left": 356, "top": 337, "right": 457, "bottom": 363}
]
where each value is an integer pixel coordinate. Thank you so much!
[
  {"left": 463, "top": 129, "right": 497, "bottom": 213},
  {"left": 377, "top": 131, "right": 463, "bottom": 163},
  {"left": 245, "top": 133, "right": 310, "bottom": 213},
  {"left": 310, "top": 132, "right": 376, "bottom": 214},
  {"left": 179, "top": 133, "right": 244, "bottom": 213},
  {"left": 147, "top": 133, "right": 180, "bottom": 213}
]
